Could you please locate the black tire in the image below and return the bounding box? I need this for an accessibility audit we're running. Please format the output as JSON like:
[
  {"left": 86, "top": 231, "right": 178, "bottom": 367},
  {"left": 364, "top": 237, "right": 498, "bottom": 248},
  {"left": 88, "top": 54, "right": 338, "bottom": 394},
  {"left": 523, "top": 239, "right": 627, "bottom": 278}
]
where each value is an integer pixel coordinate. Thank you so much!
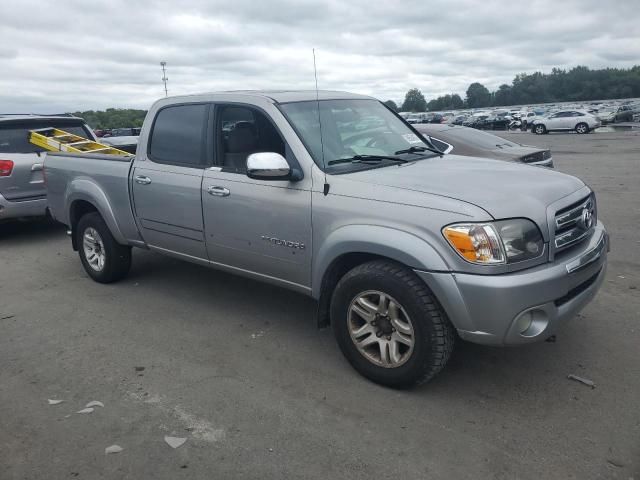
[
  {"left": 76, "top": 212, "right": 131, "bottom": 283},
  {"left": 575, "top": 122, "right": 589, "bottom": 134},
  {"left": 533, "top": 124, "right": 546, "bottom": 135},
  {"left": 330, "top": 260, "right": 455, "bottom": 388}
]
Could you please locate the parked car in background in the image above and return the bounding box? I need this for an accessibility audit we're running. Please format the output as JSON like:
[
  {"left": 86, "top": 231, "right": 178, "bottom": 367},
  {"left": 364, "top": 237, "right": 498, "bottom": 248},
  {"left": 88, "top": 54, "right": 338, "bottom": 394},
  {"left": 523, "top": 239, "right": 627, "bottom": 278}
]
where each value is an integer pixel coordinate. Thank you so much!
[
  {"left": 519, "top": 111, "right": 538, "bottom": 130},
  {"left": 100, "top": 135, "right": 138, "bottom": 154},
  {"left": 531, "top": 110, "right": 600, "bottom": 134},
  {"left": 477, "top": 115, "right": 511, "bottom": 131},
  {"left": 406, "top": 113, "right": 435, "bottom": 124},
  {"left": 45, "top": 90, "right": 607, "bottom": 388},
  {"left": 414, "top": 124, "right": 553, "bottom": 167},
  {"left": 462, "top": 114, "right": 488, "bottom": 128},
  {"left": 428, "top": 113, "right": 444, "bottom": 124},
  {"left": 451, "top": 114, "right": 468, "bottom": 125},
  {"left": 104, "top": 127, "right": 141, "bottom": 137},
  {"left": 0, "top": 114, "right": 97, "bottom": 222},
  {"left": 597, "top": 105, "right": 634, "bottom": 124}
]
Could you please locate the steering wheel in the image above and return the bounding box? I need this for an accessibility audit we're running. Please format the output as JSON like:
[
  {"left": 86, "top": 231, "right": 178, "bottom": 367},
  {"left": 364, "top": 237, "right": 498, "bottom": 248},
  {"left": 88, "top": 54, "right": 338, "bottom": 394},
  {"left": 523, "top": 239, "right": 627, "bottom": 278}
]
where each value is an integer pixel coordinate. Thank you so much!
[{"left": 364, "top": 132, "right": 395, "bottom": 148}]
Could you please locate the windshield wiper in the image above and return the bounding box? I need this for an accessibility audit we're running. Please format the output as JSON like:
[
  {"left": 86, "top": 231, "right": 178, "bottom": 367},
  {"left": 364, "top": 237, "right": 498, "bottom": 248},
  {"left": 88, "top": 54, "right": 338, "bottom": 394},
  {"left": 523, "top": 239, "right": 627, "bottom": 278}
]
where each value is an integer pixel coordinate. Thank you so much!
[
  {"left": 328, "top": 154, "right": 409, "bottom": 166},
  {"left": 395, "top": 145, "right": 443, "bottom": 156}
]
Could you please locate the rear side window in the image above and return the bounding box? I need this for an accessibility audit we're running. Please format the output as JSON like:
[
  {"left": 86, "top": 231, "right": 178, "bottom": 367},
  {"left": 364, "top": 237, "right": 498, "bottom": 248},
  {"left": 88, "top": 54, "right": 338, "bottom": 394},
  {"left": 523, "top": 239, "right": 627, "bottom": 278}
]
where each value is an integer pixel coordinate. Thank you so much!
[
  {"left": 0, "top": 122, "right": 90, "bottom": 153},
  {"left": 149, "top": 104, "right": 207, "bottom": 166}
]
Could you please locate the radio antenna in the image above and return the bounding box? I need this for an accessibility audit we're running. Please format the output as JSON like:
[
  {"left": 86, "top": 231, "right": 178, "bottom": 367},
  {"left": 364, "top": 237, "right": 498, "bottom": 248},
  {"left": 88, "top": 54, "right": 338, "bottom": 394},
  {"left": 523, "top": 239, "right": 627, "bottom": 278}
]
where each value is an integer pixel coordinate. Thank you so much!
[{"left": 313, "top": 48, "right": 329, "bottom": 196}]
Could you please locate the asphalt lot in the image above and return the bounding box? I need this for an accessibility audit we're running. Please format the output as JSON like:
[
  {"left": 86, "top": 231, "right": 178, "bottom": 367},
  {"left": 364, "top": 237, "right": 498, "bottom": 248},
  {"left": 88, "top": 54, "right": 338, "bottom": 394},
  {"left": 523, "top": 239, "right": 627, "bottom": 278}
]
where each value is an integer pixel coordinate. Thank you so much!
[{"left": 1, "top": 129, "right": 638, "bottom": 479}]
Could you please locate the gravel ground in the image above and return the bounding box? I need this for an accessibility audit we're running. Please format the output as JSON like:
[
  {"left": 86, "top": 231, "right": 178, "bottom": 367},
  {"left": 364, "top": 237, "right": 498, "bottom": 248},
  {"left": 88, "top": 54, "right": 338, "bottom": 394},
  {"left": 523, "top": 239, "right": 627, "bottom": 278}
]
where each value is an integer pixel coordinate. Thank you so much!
[{"left": 1, "top": 129, "right": 638, "bottom": 479}]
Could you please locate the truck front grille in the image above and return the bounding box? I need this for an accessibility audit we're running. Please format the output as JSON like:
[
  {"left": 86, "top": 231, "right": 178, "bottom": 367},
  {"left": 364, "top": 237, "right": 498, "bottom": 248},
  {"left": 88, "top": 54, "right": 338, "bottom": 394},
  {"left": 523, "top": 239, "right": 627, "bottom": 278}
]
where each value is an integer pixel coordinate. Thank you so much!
[{"left": 553, "top": 195, "right": 595, "bottom": 252}]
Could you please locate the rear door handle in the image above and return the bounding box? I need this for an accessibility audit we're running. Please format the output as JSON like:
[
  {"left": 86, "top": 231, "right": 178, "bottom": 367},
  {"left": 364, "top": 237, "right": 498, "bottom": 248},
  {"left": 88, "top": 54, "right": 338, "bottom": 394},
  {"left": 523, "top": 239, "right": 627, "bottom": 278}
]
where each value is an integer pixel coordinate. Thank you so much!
[
  {"left": 31, "top": 163, "right": 43, "bottom": 172},
  {"left": 207, "top": 186, "right": 230, "bottom": 197},
  {"left": 135, "top": 175, "right": 152, "bottom": 185}
]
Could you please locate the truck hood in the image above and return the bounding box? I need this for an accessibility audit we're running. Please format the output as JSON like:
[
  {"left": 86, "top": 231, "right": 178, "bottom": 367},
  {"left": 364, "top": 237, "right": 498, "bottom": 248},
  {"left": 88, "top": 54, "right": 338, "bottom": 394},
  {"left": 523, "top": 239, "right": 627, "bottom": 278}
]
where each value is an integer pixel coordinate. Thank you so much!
[{"left": 343, "top": 154, "right": 585, "bottom": 232}]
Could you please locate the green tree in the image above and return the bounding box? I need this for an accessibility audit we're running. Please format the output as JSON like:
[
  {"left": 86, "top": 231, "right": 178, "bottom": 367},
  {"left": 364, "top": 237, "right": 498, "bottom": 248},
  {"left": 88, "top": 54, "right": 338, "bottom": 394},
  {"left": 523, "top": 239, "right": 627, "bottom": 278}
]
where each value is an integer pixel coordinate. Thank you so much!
[
  {"left": 493, "top": 84, "right": 513, "bottom": 106},
  {"left": 383, "top": 100, "right": 399, "bottom": 111},
  {"left": 71, "top": 109, "right": 148, "bottom": 129},
  {"left": 401, "top": 88, "right": 427, "bottom": 112},
  {"left": 450, "top": 94, "right": 464, "bottom": 109},
  {"left": 465, "top": 83, "right": 492, "bottom": 108}
]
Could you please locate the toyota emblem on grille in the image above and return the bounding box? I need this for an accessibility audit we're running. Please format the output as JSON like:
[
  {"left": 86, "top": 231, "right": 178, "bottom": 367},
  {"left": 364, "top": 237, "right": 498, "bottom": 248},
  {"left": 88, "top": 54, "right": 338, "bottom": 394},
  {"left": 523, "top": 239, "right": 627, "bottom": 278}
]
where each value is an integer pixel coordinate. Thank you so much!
[{"left": 579, "top": 204, "right": 594, "bottom": 230}]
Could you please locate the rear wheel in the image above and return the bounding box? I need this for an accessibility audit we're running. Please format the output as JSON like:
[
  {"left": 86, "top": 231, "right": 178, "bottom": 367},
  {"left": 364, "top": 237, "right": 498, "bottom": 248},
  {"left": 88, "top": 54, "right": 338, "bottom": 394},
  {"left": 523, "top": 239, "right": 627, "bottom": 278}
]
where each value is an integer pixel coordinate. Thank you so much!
[
  {"left": 76, "top": 212, "right": 131, "bottom": 283},
  {"left": 575, "top": 122, "right": 589, "bottom": 134},
  {"left": 534, "top": 124, "right": 546, "bottom": 135},
  {"left": 331, "top": 260, "right": 455, "bottom": 388}
]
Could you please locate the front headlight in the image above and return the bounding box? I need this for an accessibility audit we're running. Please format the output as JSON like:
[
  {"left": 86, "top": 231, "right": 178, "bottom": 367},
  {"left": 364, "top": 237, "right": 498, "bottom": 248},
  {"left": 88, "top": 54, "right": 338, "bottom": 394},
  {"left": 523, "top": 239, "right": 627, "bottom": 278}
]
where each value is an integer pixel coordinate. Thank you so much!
[{"left": 443, "top": 219, "right": 544, "bottom": 265}]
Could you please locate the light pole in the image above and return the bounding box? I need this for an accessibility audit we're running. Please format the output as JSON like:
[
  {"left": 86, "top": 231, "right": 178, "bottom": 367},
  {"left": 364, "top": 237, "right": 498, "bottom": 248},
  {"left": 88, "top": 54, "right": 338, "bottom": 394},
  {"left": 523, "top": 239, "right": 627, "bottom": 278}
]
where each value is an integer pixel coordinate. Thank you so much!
[{"left": 160, "top": 61, "right": 168, "bottom": 97}]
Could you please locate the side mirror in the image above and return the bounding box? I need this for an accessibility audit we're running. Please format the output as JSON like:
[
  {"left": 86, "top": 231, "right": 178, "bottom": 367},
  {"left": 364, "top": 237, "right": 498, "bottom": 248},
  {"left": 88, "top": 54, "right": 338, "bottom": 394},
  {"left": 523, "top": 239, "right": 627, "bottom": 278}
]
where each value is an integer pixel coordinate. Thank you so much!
[{"left": 246, "top": 152, "right": 292, "bottom": 181}]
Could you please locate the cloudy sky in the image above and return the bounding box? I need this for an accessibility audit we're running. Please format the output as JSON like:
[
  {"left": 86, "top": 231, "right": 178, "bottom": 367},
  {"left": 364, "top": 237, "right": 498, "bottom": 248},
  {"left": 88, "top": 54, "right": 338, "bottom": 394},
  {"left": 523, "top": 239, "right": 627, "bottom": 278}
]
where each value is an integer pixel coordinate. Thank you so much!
[{"left": 1, "top": 0, "right": 639, "bottom": 113}]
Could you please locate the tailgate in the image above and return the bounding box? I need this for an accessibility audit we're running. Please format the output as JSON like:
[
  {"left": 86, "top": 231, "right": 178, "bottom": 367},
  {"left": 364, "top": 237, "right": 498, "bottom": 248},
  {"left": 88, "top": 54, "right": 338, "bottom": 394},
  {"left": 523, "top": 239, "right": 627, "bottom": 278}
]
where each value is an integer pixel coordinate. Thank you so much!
[{"left": 0, "top": 153, "right": 46, "bottom": 201}]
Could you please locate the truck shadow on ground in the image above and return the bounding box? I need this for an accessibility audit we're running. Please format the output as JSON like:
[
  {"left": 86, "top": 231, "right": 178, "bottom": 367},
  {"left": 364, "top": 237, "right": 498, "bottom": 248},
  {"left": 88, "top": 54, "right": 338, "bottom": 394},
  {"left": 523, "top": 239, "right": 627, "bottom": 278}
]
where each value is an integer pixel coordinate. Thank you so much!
[{"left": 0, "top": 218, "right": 65, "bottom": 243}]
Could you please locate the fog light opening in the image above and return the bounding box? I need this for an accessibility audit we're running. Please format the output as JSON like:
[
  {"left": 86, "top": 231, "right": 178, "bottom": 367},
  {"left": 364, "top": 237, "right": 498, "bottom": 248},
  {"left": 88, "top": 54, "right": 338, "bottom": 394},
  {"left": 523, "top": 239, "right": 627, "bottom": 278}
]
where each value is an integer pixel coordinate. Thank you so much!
[{"left": 515, "top": 309, "right": 549, "bottom": 338}]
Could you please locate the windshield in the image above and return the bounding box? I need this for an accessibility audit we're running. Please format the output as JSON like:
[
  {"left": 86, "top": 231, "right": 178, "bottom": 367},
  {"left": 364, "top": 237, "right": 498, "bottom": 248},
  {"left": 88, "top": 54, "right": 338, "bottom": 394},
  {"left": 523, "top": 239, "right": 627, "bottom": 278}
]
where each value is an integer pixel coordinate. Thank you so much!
[{"left": 279, "top": 99, "right": 435, "bottom": 173}]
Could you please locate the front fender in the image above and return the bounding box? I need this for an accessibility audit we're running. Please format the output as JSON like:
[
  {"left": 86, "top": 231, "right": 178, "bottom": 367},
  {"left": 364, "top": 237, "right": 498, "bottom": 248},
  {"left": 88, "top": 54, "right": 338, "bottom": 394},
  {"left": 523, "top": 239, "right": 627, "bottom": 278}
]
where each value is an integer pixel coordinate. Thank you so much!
[
  {"left": 66, "top": 177, "right": 127, "bottom": 245},
  {"left": 312, "top": 224, "right": 450, "bottom": 299}
]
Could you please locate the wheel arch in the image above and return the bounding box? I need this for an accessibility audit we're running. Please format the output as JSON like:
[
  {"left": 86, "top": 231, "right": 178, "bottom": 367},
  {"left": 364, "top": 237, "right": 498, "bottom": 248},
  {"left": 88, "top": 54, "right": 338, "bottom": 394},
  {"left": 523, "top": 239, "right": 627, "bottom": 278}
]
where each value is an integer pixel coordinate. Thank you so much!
[
  {"left": 66, "top": 180, "right": 127, "bottom": 250},
  {"left": 313, "top": 225, "right": 450, "bottom": 327}
]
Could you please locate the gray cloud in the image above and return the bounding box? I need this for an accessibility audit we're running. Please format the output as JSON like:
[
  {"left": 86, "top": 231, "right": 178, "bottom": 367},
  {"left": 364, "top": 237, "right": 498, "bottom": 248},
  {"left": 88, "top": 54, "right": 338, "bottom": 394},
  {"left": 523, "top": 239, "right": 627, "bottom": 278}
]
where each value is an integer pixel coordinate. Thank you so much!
[{"left": 1, "top": 0, "right": 638, "bottom": 112}]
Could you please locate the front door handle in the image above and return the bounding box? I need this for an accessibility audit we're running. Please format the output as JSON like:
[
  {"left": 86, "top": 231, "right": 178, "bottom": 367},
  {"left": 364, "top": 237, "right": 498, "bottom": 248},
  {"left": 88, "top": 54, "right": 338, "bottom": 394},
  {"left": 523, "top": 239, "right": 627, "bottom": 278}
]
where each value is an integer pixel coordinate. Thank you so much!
[
  {"left": 135, "top": 175, "right": 152, "bottom": 185},
  {"left": 207, "top": 186, "right": 230, "bottom": 197}
]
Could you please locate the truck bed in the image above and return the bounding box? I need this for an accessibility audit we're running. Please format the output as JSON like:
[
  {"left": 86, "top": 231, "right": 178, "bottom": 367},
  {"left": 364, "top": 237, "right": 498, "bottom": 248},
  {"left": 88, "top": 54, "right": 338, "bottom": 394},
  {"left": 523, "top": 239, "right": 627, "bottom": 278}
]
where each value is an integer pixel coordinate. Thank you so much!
[{"left": 45, "top": 152, "right": 143, "bottom": 245}]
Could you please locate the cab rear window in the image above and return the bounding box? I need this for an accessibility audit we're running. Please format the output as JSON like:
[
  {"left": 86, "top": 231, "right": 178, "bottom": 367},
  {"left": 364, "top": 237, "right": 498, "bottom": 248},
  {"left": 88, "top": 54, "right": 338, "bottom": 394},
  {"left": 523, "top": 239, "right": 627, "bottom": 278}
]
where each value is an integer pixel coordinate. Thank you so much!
[{"left": 0, "top": 122, "right": 91, "bottom": 153}]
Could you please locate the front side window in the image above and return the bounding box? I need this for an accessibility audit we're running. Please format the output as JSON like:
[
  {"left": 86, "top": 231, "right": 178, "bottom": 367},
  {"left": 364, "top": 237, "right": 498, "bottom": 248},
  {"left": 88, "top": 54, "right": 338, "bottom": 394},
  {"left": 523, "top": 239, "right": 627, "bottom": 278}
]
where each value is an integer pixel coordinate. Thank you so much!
[
  {"left": 216, "top": 105, "right": 285, "bottom": 173},
  {"left": 280, "top": 99, "right": 436, "bottom": 173},
  {"left": 148, "top": 104, "right": 207, "bottom": 166}
]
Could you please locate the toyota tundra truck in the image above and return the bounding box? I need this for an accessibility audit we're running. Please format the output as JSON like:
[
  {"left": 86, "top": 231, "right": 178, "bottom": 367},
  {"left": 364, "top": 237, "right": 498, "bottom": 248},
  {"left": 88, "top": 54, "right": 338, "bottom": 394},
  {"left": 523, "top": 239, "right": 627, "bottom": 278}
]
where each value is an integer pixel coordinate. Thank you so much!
[{"left": 44, "top": 91, "right": 608, "bottom": 388}]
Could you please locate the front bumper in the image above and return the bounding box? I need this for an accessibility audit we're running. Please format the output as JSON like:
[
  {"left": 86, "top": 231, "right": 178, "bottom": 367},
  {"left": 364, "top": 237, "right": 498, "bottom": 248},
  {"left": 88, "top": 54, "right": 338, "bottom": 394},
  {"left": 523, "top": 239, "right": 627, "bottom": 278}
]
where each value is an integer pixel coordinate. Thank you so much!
[
  {"left": 0, "top": 193, "right": 48, "bottom": 221},
  {"left": 415, "top": 221, "right": 608, "bottom": 346}
]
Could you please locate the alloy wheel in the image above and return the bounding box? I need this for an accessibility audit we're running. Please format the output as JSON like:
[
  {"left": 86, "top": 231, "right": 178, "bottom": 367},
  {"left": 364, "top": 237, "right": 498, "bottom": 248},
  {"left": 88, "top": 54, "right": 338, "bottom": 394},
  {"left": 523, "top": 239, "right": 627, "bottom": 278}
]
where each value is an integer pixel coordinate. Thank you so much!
[
  {"left": 82, "top": 227, "right": 106, "bottom": 272},
  {"left": 347, "top": 290, "right": 415, "bottom": 368}
]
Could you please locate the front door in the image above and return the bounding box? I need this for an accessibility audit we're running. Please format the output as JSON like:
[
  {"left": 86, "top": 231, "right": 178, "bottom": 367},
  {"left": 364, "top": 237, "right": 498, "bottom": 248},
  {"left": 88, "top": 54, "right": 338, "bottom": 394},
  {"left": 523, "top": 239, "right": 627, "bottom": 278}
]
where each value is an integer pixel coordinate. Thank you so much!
[
  {"left": 132, "top": 103, "right": 210, "bottom": 259},
  {"left": 201, "top": 104, "right": 312, "bottom": 289}
]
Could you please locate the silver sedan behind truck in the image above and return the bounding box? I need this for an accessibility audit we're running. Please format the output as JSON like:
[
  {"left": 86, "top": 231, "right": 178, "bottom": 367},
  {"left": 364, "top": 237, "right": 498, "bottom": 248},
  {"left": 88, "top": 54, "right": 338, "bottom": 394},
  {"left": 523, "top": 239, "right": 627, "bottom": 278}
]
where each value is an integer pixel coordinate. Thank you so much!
[{"left": 44, "top": 91, "right": 608, "bottom": 388}]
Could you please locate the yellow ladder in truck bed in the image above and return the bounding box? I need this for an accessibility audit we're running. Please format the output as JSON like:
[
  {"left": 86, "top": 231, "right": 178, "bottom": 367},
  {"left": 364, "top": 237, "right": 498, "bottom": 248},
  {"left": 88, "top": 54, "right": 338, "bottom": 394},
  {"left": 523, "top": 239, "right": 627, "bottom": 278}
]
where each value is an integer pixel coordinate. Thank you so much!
[{"left": 28, "top": 127, "right": 132, "bottom": 157}]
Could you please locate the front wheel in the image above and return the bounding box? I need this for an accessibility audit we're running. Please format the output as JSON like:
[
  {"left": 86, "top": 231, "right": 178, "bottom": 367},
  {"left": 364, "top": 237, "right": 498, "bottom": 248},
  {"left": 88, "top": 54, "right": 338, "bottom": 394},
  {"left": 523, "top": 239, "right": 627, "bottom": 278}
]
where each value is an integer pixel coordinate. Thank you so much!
[
  {"left": 533, "top": 124, "right": 546, "bottom": 135},
  {"left": 76, "top": 212, "right": 131, "bottom": 283},
  {"left": 331, "top": 260, "right": 455, "bottom": 388},
  {"left": 575, "top": 122, "right": 589, "bottom": 134}
]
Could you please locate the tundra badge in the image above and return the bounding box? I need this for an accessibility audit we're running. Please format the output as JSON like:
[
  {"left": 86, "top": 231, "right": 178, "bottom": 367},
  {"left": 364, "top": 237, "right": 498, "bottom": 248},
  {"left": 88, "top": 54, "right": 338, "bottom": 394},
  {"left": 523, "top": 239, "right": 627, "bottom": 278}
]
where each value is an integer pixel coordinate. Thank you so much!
[{"left": 261, "top": 235, "right": 306, "bottom": 250}]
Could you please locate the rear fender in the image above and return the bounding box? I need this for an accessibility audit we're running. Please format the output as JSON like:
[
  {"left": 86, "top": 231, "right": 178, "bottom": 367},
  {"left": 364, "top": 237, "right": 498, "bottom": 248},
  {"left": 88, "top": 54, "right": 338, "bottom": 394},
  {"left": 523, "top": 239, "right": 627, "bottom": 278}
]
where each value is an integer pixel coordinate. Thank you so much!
[{"left": 66, "top": 178, "right": 127, "bottom": 245}]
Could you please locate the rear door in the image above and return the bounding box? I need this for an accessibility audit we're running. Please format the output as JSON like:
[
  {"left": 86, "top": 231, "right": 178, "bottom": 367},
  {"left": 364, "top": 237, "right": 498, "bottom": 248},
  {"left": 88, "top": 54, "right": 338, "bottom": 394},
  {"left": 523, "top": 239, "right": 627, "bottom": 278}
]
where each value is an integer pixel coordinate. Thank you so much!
[
  {"left": 132, "top": 103, "right": 210, "bottom": 260},
  {"left": 0, "top": 120, "right": 92, "bottom": 201}
]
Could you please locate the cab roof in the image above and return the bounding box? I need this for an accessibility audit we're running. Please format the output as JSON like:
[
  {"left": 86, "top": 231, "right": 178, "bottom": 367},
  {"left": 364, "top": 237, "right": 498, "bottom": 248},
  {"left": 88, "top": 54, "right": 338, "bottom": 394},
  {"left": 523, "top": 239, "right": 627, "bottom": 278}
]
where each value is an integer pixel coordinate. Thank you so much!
[{"left": 166, "top": 90, "right": 373, "bottom": 104}]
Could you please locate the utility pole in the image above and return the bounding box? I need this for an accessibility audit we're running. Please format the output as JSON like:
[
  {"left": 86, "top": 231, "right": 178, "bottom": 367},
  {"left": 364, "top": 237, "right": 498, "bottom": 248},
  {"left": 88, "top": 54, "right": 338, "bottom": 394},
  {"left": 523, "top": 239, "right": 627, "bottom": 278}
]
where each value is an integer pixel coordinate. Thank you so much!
[{"left": 160, "top": 61, "right": 168, "bottom": 97}]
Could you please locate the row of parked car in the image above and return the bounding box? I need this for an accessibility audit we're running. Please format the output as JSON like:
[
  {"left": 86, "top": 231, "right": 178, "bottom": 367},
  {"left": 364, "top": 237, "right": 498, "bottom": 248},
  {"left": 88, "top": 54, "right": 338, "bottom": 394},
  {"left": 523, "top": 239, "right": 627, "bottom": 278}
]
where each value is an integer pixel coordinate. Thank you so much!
[{"left": 400, "top": 99, "right": 640, "bottom": 132}]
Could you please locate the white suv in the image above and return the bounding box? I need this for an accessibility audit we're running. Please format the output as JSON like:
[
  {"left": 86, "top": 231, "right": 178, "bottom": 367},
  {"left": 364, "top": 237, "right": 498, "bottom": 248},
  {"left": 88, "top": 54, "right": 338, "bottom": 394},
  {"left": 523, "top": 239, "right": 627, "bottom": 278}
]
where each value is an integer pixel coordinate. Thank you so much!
[{"left": 531, "top": 110, "right": 600, "bottom": 135}]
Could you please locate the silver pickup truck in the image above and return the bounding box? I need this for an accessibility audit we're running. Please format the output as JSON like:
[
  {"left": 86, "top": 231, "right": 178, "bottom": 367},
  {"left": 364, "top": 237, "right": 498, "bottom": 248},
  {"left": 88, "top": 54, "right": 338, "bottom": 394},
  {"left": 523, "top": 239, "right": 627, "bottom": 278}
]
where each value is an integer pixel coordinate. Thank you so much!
[{"left": 45, "top": 91, "right": 608, "bottom": 388}]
